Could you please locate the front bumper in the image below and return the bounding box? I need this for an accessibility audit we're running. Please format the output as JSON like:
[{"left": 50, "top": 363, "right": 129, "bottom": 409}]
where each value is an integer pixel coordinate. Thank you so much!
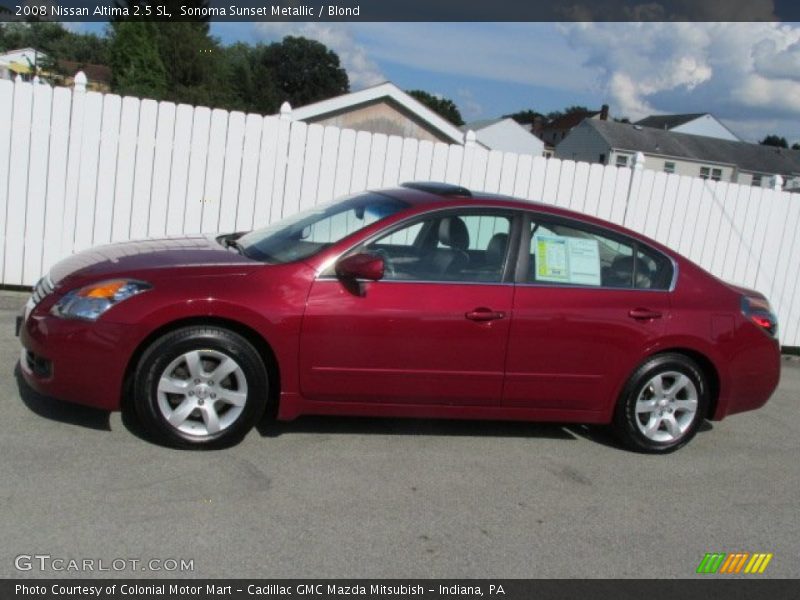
[{"left": 18, "top": 310, "right": 138, "bottom": 411}]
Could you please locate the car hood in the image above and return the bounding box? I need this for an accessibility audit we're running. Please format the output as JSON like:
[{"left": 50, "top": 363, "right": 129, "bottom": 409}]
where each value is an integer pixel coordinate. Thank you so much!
[{"left": 49, "top": 236, "right": 256, "bottom": 286}]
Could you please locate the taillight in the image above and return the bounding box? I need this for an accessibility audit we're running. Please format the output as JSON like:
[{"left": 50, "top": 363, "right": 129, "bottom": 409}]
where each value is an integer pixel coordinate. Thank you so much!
[{"left": 741, "top": 296, "right": 778, "bottom": 338}]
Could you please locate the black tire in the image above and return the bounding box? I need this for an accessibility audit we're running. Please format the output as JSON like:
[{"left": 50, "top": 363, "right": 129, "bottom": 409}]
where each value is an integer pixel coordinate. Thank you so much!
[
  {"left": 134, "top": 326, "right": 268, "bottom": 449},
  {"left": 612, "top": 353, "right": 708, "bottom": 454}
]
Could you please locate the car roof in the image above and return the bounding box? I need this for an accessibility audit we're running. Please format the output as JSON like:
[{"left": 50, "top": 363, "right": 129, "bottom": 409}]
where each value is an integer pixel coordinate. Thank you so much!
[{"left": 378, "top": 181, "right": 547, "bottom": 208}]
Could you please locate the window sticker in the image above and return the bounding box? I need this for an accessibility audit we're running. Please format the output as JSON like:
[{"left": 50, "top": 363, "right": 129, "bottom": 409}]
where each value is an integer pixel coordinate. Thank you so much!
[
  {"left": 534, "top": 234, "right": 601, "bottom": 286},
  {"left": 535, "top": 235, "right": 569, "bottom": 283}
]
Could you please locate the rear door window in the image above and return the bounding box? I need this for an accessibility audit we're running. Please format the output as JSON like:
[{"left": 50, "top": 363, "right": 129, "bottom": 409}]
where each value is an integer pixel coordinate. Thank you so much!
[{"left": 525, "top": 217, "right": 673, "bottom": 290}]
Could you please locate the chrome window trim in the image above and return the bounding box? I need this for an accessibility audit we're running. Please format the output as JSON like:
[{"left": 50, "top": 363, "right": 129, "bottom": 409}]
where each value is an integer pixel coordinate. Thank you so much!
[
  {"left": 316, "top": 277, "right": 674, "bottom": 292},
  {"left": 666, "top": 256, "right": 679, "bottom": 292},
  {"left": 315, "top": 277, "right": 514, "bottom": 287}
]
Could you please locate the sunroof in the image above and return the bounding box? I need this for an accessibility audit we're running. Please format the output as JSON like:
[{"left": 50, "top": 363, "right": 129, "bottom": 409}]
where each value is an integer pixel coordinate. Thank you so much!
[{"left": 401, "top": 182, "right": 472, "bottom": 197}]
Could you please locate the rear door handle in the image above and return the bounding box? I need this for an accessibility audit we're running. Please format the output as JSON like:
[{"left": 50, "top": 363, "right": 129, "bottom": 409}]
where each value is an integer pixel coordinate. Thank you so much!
[
  {"left": 628, "top": 308, "right": 662, "bottom": 320},
  {"left": 466, "top": 308, "right": 506, "bottom": 322}
]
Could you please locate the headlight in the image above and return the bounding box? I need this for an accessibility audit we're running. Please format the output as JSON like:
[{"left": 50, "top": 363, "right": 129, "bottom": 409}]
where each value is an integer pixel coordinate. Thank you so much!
[{"left": 51, "top": 279, "right": 151, "bottom": 321}]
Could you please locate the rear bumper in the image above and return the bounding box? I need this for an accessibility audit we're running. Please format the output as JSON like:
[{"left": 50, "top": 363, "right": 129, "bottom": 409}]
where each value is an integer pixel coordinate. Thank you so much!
[
  {"left": 18, "top": 312, "right": 137, "bottom": 411},
  {"left": 714, "top": 333, "right": 781, "bottom": 420}
]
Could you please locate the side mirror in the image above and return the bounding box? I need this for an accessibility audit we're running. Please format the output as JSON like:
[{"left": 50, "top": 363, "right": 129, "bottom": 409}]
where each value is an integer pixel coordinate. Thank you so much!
[{"left": 335, "top": 253, "right": 385, "bottom": 281}]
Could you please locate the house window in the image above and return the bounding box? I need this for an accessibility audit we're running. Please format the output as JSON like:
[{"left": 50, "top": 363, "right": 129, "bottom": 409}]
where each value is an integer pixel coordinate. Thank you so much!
[
  {"left": 700, "top": 166, "right": 722, "bottom": 181},
  {"left": 616, "top": 155, "right": 630, "bottom": 168},
  {"left": 751, "top": 174, "right": 763, "bottom": 188},
  {"left": 664, "top": 161, "right": 676, "bottom": 174},
  {"left": 599, "top": 154, "right": 606, "bottom": 164}
]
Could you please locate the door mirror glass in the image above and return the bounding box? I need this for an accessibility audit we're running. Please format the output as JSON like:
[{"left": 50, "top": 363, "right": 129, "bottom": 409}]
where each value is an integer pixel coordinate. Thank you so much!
[{"left": 335, "top": 253, "right": 385, "bottom": 281}]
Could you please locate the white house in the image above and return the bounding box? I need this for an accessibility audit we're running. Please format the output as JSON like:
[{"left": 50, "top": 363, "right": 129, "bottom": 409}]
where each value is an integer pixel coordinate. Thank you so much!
[
  {"left": 288, "top": 82, "right": 466, "bottom": 145},
  {"left": 462, "top": 118, "right": 545, "bottom": 156},
  {"left": 635, "top": 113, "right": 740, "bottom": 142}
]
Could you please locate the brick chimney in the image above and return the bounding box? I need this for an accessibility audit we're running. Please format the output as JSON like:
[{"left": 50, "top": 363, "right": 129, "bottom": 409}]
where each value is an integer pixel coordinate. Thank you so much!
[{"left": 600, "top": 104, "right": 609, "bottom": 121}]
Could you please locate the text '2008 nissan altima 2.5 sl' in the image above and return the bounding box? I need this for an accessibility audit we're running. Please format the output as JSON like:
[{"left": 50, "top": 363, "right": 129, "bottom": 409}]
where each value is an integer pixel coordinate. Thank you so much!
[{"left": 17, "top": 182, "right": 780, "bottom": 452}]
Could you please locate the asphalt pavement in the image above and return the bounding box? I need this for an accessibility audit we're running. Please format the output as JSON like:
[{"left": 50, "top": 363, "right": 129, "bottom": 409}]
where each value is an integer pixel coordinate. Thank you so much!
[{"left": 1, "top": 290, "right": 798, "bottom": 579}]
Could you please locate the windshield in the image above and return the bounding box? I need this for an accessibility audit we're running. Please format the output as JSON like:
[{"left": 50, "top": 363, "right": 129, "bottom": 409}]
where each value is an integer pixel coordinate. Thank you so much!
[{"left": 237, "top": 192, "right": 410, "bottom": 263}]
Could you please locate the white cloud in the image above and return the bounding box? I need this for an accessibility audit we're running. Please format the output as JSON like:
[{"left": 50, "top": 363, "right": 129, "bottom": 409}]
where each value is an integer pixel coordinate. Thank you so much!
[
  {"left": 253, "top": 23, "right": 384, "bottom": 89},
  {"left": 753, "top": 38, "right": 800, "bottom": 82},
  {"left": 562, "top": 22, "right": 800, "bottom": 140}
]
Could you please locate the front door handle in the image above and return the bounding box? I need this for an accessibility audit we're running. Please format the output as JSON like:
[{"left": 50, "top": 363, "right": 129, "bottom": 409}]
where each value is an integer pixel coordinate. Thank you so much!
[
  {"left": 629, "top": 308, "right": 662, "bottom": 321},
  {"left": 466, "top": 307, "right": 506, "bottom": 322}
]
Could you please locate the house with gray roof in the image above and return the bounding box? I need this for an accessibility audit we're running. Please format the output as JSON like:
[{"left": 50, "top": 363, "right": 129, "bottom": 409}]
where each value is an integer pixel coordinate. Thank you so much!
[
  {"left": 635, "top": 113, "right": 740, "bottom": 142},
  {"left": 556, "top": 119, "right": 800, "bottom": 189}
]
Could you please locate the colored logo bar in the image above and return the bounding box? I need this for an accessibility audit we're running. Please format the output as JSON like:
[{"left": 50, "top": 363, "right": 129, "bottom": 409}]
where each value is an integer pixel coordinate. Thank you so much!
[{"left": 696, "top": 552, "right": 773, "bottom": 574}]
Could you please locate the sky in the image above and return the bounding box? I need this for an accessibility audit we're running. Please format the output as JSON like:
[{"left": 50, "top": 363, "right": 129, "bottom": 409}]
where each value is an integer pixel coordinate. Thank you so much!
[{"left": 74, "top": 21, "right": 800, "bottom": 144}]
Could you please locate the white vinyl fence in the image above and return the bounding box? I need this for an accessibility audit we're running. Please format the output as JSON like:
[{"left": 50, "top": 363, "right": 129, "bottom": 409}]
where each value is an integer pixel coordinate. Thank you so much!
[{"left": 2, "top": 78, "right": 800, "bottom": 345}]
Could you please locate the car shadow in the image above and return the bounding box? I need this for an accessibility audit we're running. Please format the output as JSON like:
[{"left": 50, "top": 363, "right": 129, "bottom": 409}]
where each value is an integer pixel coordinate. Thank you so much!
[
  {"left": 564, "top": 419, "right": 714, "bottom": 450},
  {"left": 257, "top": 414, "right": 580, "bottom": 441},
  {"left": 14, "top": 362, "right": 112, "bottom": 431},
  {"left": 258, "top": 415, "right": 714, "bottom": 449}
]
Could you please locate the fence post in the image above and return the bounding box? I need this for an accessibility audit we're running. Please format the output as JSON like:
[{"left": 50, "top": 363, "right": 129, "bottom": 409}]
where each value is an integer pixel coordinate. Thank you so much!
[
  {"left": 464, "top": 129, "right": 477, "bottom": 148},
  {"left": 770, "top": 174, "right": 784, "bottom": 191},
  {"left": 279, "top": 101, "right": 292, "bottom": 121},
  {"left": 73, "top": 70, "right": 87, "bottom": 93},
  {"left": 622, "top": 152, "right": 645, "bottom": 225}
]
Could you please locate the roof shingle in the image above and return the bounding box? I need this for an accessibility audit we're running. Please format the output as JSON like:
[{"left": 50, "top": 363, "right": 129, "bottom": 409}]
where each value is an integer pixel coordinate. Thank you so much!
[{"left": 584, "top": 119, "right": 800, "bottom": 176}]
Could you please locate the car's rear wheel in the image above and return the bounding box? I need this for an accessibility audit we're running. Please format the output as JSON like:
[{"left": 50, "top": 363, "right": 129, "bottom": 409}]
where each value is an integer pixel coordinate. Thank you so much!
[
  {"left": 613, "top": 353, "right": 708, "bottom": 453},
  {"left": 134, "top": 326, "right": 268, "bottom": 449}
]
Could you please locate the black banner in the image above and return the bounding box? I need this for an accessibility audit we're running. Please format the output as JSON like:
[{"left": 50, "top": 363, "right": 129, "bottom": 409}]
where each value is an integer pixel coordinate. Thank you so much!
[
  {"left": 4, "top": 580, "right": 800, "bottom": 600},
  {"left": 0, "top": 0, "right": 799, "bottom": 22}
]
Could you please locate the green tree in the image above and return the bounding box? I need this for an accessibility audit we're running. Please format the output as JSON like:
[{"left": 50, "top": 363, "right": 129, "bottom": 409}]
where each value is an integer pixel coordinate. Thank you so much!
[
  {"left": 0, "top": 22, "right": 109, "bottom": 80},
  {"left": 792, "top": 143, "right": 800, "bottom": 151},
  {"left": 546, "top": 105, "right": 591, "bottom": 121},
  {"left": 503, "top": 109, "right": 545, "bottom": 125},
  {"left": 109, "top": 22, "right": 167, "bottom": 98},
  {"left": 153, "top": 23, "right": 230, "bottom": 106},
  {"left": 264, "top": 36, "right": 348, "bottom": 108},
  {"left": 760, "top": 135, "right": 788, "bottom": 148},
  {"left": 222, "top": 42, "right": 279, "bottom": 114},
  {"left": 408, "top": 90, "right": 464, "bottom": 126},
  {"left": 112, "top": 1, "right": 230, "bottom": 106}
]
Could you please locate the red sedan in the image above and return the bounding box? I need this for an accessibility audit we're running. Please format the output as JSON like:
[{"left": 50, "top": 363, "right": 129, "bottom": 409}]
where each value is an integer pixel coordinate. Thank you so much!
[{"left": 17, "top": 182, "right": 780, "bottom": 452}]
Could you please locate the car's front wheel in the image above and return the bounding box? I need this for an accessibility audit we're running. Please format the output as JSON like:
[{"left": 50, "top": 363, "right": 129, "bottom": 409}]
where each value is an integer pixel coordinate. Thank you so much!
[
  {"left": 134, "top": 326, "right": 268, "bottom": 449},
  {"left": 613, "top": 353, "right": 708, "bottom": 453}
]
